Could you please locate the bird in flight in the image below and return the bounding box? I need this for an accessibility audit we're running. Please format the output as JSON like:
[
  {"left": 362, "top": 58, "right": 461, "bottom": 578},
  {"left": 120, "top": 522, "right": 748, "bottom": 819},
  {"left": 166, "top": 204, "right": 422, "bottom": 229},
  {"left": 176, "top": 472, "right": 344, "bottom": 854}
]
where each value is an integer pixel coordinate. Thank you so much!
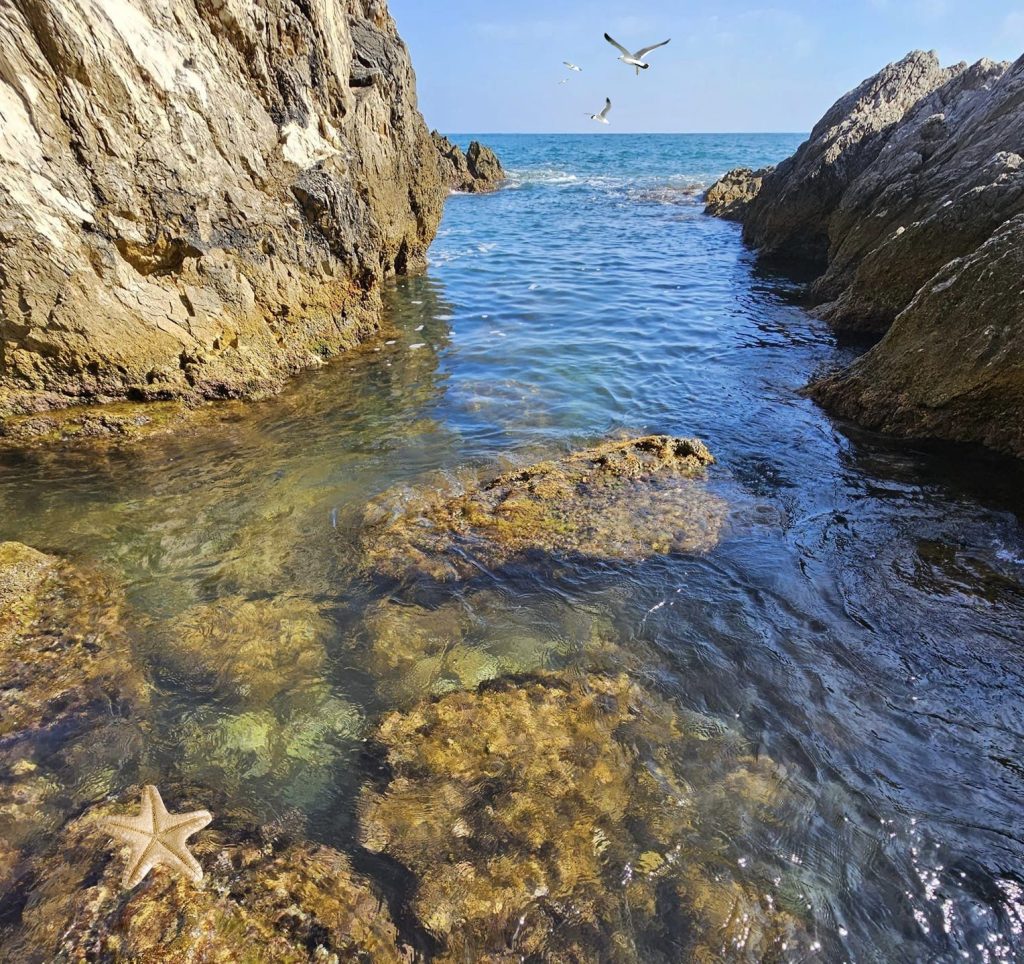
[
  {"left": 588, "top": 97, "right": 612, "bottom": 125},
  {"left": 563, "top": 61, "right": 583, "bottom": 72},
  {"left": 604, "top": 34, "right": 671, "bottom": 75}
]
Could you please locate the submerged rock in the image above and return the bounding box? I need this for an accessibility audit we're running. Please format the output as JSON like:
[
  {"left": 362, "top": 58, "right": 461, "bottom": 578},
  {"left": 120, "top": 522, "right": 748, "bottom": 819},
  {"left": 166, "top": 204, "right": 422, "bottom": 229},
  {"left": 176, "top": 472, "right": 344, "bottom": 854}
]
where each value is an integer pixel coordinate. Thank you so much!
[
  {"left": 359, "top": 673, "right": 811, "bottom": 962},
  {"left": 0, "top": 0, "right": 444, "bottom": 421},
  {"left": 361, "top": 435, "right": 724, "bottom": 583},
  {"left": 703, "top": 166, "right": 773, "bottom": 220},
  {"left": 168, "top": 595, "right": 331, "bottom": 706},
  {"left": 6, "top": 792, "right": 411, "bottom": 962},
  {"left": 0, "top": 544, "right": 149, "bottom": 920},
  {"left": 433, "top": 132, "right": 506, "bottom": 193}
]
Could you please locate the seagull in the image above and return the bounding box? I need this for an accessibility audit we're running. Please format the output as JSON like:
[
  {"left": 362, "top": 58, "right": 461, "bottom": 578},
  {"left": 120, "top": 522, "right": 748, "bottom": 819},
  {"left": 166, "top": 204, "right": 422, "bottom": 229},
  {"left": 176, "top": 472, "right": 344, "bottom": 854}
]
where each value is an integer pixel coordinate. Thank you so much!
[
  {"left": 558, "top": 78, "right": 570, "bottom": 85},
  {"left": 604, "top": 33, "right": 671, "bottom": 75},
  {"left": 587, "top": 97, "right": 612, "bottom": 125},
  {"left": 563, "top": 61, "right": 583, "bottom": 72}
]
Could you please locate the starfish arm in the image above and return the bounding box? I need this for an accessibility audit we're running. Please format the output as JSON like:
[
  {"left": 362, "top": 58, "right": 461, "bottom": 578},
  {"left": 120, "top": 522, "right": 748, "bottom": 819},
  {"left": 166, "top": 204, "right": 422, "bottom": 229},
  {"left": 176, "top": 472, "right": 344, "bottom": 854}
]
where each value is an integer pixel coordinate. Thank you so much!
[
  {"left": 124, "top": 838, "right": 161, "bottom": 889},
  {"left": 161, "top": 809, "right": 213, "bottom": 837},
  {"left": 101, "top": 822, "right": 154, "bottom": 847},
  {"left": 155, "top": 839, "right": 205, "bottom": 882}
]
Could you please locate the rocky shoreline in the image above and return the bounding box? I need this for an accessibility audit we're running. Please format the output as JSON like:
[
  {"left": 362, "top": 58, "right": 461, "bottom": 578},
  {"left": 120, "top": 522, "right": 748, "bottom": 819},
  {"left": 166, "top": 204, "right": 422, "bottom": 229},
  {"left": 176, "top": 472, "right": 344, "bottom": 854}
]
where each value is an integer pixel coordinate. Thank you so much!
[
  {"left": 0, "top": 0, "right": 504, "bottom": 445},
  {"left": 705, "top": 50, "right": 1024, "bottom": 459}
]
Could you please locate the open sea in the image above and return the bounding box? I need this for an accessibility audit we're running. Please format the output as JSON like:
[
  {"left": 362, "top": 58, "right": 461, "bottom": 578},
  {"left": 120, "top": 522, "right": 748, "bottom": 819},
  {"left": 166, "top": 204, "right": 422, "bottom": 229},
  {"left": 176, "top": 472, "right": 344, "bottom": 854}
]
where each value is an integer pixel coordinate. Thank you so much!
[{"left": 3, "top": 133, "right": 1024, "bottom": 960}]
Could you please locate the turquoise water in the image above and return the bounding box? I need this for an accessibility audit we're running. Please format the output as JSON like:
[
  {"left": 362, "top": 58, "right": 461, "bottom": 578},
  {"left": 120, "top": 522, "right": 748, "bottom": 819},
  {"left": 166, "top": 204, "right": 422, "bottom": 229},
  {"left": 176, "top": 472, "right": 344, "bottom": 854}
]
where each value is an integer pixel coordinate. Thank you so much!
[{"left": 3, "top": 134, "right": 1024, "bottom": 959}]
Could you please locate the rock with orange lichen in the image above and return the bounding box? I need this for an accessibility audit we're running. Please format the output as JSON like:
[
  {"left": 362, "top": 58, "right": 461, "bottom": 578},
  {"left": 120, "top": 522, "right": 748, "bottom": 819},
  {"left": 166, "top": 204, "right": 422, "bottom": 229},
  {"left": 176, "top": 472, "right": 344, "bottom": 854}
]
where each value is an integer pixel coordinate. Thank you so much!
[
  {"left": 361, "top": 435, "right": 725, "bottom": 583},
  {"left": 6, "top": 790, "right": 412, "bottom": 963},
  {"left": 359, "top": 673, "right": 811, "bottom": 962}
]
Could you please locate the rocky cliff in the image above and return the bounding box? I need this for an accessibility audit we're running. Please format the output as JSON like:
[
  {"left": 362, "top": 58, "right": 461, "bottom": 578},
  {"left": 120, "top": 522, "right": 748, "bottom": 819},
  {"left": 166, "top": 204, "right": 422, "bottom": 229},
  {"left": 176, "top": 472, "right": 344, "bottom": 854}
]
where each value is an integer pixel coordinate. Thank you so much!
[
  {"left": 0, "top": 0, "right": 446, "bottom": 418},
  {"left": 706, "top": 50, "right": 1024, "bottom": 459}
]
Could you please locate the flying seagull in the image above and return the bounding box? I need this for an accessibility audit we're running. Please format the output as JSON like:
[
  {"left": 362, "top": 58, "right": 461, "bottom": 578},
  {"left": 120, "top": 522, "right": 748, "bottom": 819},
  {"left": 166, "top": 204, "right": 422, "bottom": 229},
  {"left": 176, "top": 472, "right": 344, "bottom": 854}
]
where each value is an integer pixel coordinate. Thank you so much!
[
  {"left": 604, "top": 33, "right": 671, "bottom": 75},
  {"left": 563, "top": 61, "right": 583, "bottom": 72},
  {"left": 588, "top": 97, "right": 612, "bottom": 125}
]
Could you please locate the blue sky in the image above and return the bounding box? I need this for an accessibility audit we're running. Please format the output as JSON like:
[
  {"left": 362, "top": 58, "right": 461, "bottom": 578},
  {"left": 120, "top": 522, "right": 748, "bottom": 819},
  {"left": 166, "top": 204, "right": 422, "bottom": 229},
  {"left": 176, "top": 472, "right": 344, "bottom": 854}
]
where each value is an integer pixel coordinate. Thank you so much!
[{"left": 388, "top": 1, "right": 1024, "bottom": 133}]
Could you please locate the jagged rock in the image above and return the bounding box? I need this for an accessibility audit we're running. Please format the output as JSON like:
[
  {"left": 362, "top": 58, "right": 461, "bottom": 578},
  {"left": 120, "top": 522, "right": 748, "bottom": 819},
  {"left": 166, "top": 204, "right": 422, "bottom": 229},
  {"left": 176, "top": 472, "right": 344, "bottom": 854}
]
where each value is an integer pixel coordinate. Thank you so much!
[
  {"left": 0, "top": 0, "right": 445, "bottom": 420},
  {"left": 810, "top": 214, "right": 1024, "bottom": 457},
  {"left": 360, "top": 435, "right": 725, "bottom": 583},
  {"left": 737, "top": 50, "right": 961, "bottom": 264},
  {"left": 707, "top": 51, "right": 1024, "bottom": 457},
  {"left": 432, "top": 131, "right": 505, "bottom": 193},
  {"left": 703, "top": 166, "right": 773, "bottom": 220},
  {"left": 359, "top": 673, "right": 812, "bottom": 962},
  {"left": 6, "top": 792, "right": 412, "bottom": 962}
]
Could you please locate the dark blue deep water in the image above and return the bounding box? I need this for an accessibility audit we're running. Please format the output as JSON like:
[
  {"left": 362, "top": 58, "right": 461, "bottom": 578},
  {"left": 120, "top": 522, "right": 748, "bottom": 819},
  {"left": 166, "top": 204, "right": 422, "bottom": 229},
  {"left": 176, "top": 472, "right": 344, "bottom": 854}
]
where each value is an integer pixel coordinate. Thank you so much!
[{"left": 2, "top": 134, "right": 1024, "bottom": 960}]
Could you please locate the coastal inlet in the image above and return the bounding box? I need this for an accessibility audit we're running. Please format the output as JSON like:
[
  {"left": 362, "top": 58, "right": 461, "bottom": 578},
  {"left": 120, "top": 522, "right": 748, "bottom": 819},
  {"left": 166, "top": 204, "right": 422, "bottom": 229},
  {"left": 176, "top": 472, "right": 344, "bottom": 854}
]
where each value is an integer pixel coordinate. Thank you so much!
[{"left": 2, "top": 134, "right": 1024, "bottom": 960}]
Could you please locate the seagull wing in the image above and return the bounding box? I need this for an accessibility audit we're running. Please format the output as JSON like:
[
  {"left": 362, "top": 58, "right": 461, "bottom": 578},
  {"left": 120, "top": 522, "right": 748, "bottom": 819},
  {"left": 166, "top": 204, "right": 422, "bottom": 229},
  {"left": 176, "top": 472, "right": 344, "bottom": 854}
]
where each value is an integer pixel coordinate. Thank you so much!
[
  {"left": 604, "top": 33, "right": 632, "bottom": 57},
  {"left": 600, "top": 98, "right": 612, "bottom": 119},
  {"left": 634, "top": 39, "right": 671, "bottom": 58}
]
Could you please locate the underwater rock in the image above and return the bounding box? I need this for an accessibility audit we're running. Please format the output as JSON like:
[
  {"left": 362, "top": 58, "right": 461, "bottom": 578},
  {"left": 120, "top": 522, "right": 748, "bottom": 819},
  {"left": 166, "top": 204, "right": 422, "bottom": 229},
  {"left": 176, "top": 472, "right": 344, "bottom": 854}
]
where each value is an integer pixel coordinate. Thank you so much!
[
  {"left": 359, "top": 673, "right": 811, "bottom": 962},
  {"left": 0, "top": 542, "right": 148, "bottom": 741},
  {"left": 361, "top": 435, "right": 724, "bottom": 583},
  {"left": 169, "top": 595, "right": 331, "bottom": 706},
  {"left": 179, "top": 691, "right": 363, "bottom": 812},
  {"left": 6, "top": 791, "right": 411, "bottom": 962},
  {"left": 0, "top": 544, "right": 149, "bottom": 921}
]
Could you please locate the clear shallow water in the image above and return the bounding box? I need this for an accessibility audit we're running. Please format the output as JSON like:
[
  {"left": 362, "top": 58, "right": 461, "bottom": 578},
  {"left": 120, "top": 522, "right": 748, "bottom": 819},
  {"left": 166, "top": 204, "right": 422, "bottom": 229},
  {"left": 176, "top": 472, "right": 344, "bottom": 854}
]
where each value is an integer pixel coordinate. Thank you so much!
[{"left": 3, "top": 133, "right": 1024, "bottom": 959}]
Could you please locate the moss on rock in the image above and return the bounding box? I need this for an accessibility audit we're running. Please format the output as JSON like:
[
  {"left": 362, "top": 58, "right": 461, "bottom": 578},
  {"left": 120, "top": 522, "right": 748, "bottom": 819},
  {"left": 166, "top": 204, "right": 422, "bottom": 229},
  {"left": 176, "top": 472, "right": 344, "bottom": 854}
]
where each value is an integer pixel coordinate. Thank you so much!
[
  {"left": 7, "top": 791, "right": 411, "bottom": 962},
  {"left": 361, "top": 435, "right": 725, "bottom": 583},
  {"left": 359, "top": 673, "right": 810, "bottom": 962}
]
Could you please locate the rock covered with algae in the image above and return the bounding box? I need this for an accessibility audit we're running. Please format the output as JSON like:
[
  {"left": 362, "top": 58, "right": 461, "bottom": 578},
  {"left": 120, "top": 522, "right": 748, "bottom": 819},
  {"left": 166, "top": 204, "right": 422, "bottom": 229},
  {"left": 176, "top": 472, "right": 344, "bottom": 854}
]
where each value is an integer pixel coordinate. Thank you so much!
[
  {"left": 5, "top": 790, "right": 412, "bottom": 963},
  {"left": 0, "top": 542, "right": 148, "bottom": 739},
  {"left": 359, "top": 673, "right": 812, "bottom": 962},
  {"left": 168, "top": 595, "right": 332, "bottom": 706},
  {"left": 361, "top": 435, "right": 725, "bottom": 583},
  {"left": 0, "top": 543, "right": 150, "bottom": 921}
]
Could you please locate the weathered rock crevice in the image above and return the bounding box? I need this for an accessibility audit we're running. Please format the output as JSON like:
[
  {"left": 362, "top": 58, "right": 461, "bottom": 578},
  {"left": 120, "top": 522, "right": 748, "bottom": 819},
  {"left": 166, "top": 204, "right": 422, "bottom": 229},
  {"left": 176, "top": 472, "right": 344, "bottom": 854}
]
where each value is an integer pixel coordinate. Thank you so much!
[{"left": 705, "top": 50, "right": 1024, "bottom": 458}]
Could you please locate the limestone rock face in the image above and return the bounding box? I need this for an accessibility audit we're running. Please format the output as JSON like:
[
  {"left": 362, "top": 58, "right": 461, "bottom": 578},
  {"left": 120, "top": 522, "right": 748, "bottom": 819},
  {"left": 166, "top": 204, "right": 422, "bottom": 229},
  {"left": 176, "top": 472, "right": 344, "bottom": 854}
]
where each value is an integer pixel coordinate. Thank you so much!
[
  {"left": 703, "top": 166, "right": 772, "bottom": 220},
  {"left": 737, "top": 51, "right": 962, "bottom": 264},
  {"left": 0, "top": 0, "right": 445, "bottom": 418},
  {"left": 706, "top": 51, "right": 1024, "bottom": 458},
  {"left": 432, "top": 132, "right": 506, "bottom": 193}
]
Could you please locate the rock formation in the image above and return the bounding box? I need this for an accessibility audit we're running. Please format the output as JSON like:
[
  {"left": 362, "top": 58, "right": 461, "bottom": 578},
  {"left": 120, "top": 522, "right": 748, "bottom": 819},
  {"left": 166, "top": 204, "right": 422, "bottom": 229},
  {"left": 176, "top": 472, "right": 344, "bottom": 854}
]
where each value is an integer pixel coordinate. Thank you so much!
[
  {"left": 360, "top": 435, "right": 725, "bottom": 583},
  {"left": 706, "top": 51, "right": 1024, "bottom": 458},
  {"left": 0, "top": 0, "right": 446, "bottom": 420},
  {"left": 703, "top": 166, "right": 772, "bottom": 220},
  {"left": 432, "top": 132, "right": 506, "bottom": 193}
]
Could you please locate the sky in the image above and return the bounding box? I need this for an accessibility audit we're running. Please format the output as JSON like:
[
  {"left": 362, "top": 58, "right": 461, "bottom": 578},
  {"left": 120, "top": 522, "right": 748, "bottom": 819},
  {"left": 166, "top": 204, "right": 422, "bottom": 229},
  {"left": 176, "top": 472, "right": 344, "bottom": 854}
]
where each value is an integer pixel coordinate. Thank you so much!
[{"left": 388, "top": 1, "right": 1024, "bottom": 133}]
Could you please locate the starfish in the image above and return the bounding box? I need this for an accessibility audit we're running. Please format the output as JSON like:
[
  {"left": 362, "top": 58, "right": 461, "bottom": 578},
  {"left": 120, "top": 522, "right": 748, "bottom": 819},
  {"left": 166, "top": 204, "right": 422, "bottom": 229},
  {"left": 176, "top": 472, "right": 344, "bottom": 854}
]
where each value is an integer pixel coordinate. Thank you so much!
[{"left": 99, "top": 785, "right": 213, "bottom": 888}]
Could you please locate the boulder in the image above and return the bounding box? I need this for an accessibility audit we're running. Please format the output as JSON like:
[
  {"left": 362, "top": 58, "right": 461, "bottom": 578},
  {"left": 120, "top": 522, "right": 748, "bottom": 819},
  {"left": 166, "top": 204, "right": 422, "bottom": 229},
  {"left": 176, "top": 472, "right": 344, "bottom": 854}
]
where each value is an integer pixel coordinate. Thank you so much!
[
  {"left": 0, "top": 0, "right": 445, "bottom": 420},
  {"left": 360, "top": 435, "right": 725, "bottom": 583}
]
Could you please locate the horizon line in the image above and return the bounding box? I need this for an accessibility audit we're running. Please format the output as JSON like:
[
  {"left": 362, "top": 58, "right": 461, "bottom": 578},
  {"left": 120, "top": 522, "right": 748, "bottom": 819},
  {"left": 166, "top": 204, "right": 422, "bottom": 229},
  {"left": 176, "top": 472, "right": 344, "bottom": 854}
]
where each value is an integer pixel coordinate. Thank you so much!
[{"left": 439, "top": 130, "right": 808, "bottom": 137}]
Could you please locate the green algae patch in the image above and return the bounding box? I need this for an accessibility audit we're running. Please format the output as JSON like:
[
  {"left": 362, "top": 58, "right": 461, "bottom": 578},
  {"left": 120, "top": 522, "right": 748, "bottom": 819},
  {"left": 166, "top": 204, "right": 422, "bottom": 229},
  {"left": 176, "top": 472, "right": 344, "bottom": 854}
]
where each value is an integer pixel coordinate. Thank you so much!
[
  {"left": 359, "top": 672, "right": 813, "bottom": 962},
  {"left": 7, "top": 791, "right": 412, "bottom": 963},
  {"left": 361, "top": 435, "right": 726, "bottom": 583}
]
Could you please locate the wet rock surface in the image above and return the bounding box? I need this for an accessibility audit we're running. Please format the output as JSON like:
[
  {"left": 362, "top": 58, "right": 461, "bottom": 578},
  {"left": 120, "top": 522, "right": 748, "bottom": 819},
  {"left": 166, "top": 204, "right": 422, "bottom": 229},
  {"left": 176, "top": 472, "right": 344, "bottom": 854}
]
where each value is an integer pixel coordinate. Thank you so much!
[
  {"left": 706, "top": 51, "right": 1024, "bottom": 458},
  {"left": 6, "top": 792, "right": 412, "bottom": 963},
  {"left": 433, "top": 132, "right": 507, "bottom": 193},
  {"left": 703, "top": 166, "right": 773, "bottom": 220},
  {"left": 361, "top": 435, "right": 724, "bottom": 583},
  {"left": 359, "top": 672, "right": 811, "bottom": 962},
  {"left": 0, "top": 0, "right": 445, "bottom": 421}
]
